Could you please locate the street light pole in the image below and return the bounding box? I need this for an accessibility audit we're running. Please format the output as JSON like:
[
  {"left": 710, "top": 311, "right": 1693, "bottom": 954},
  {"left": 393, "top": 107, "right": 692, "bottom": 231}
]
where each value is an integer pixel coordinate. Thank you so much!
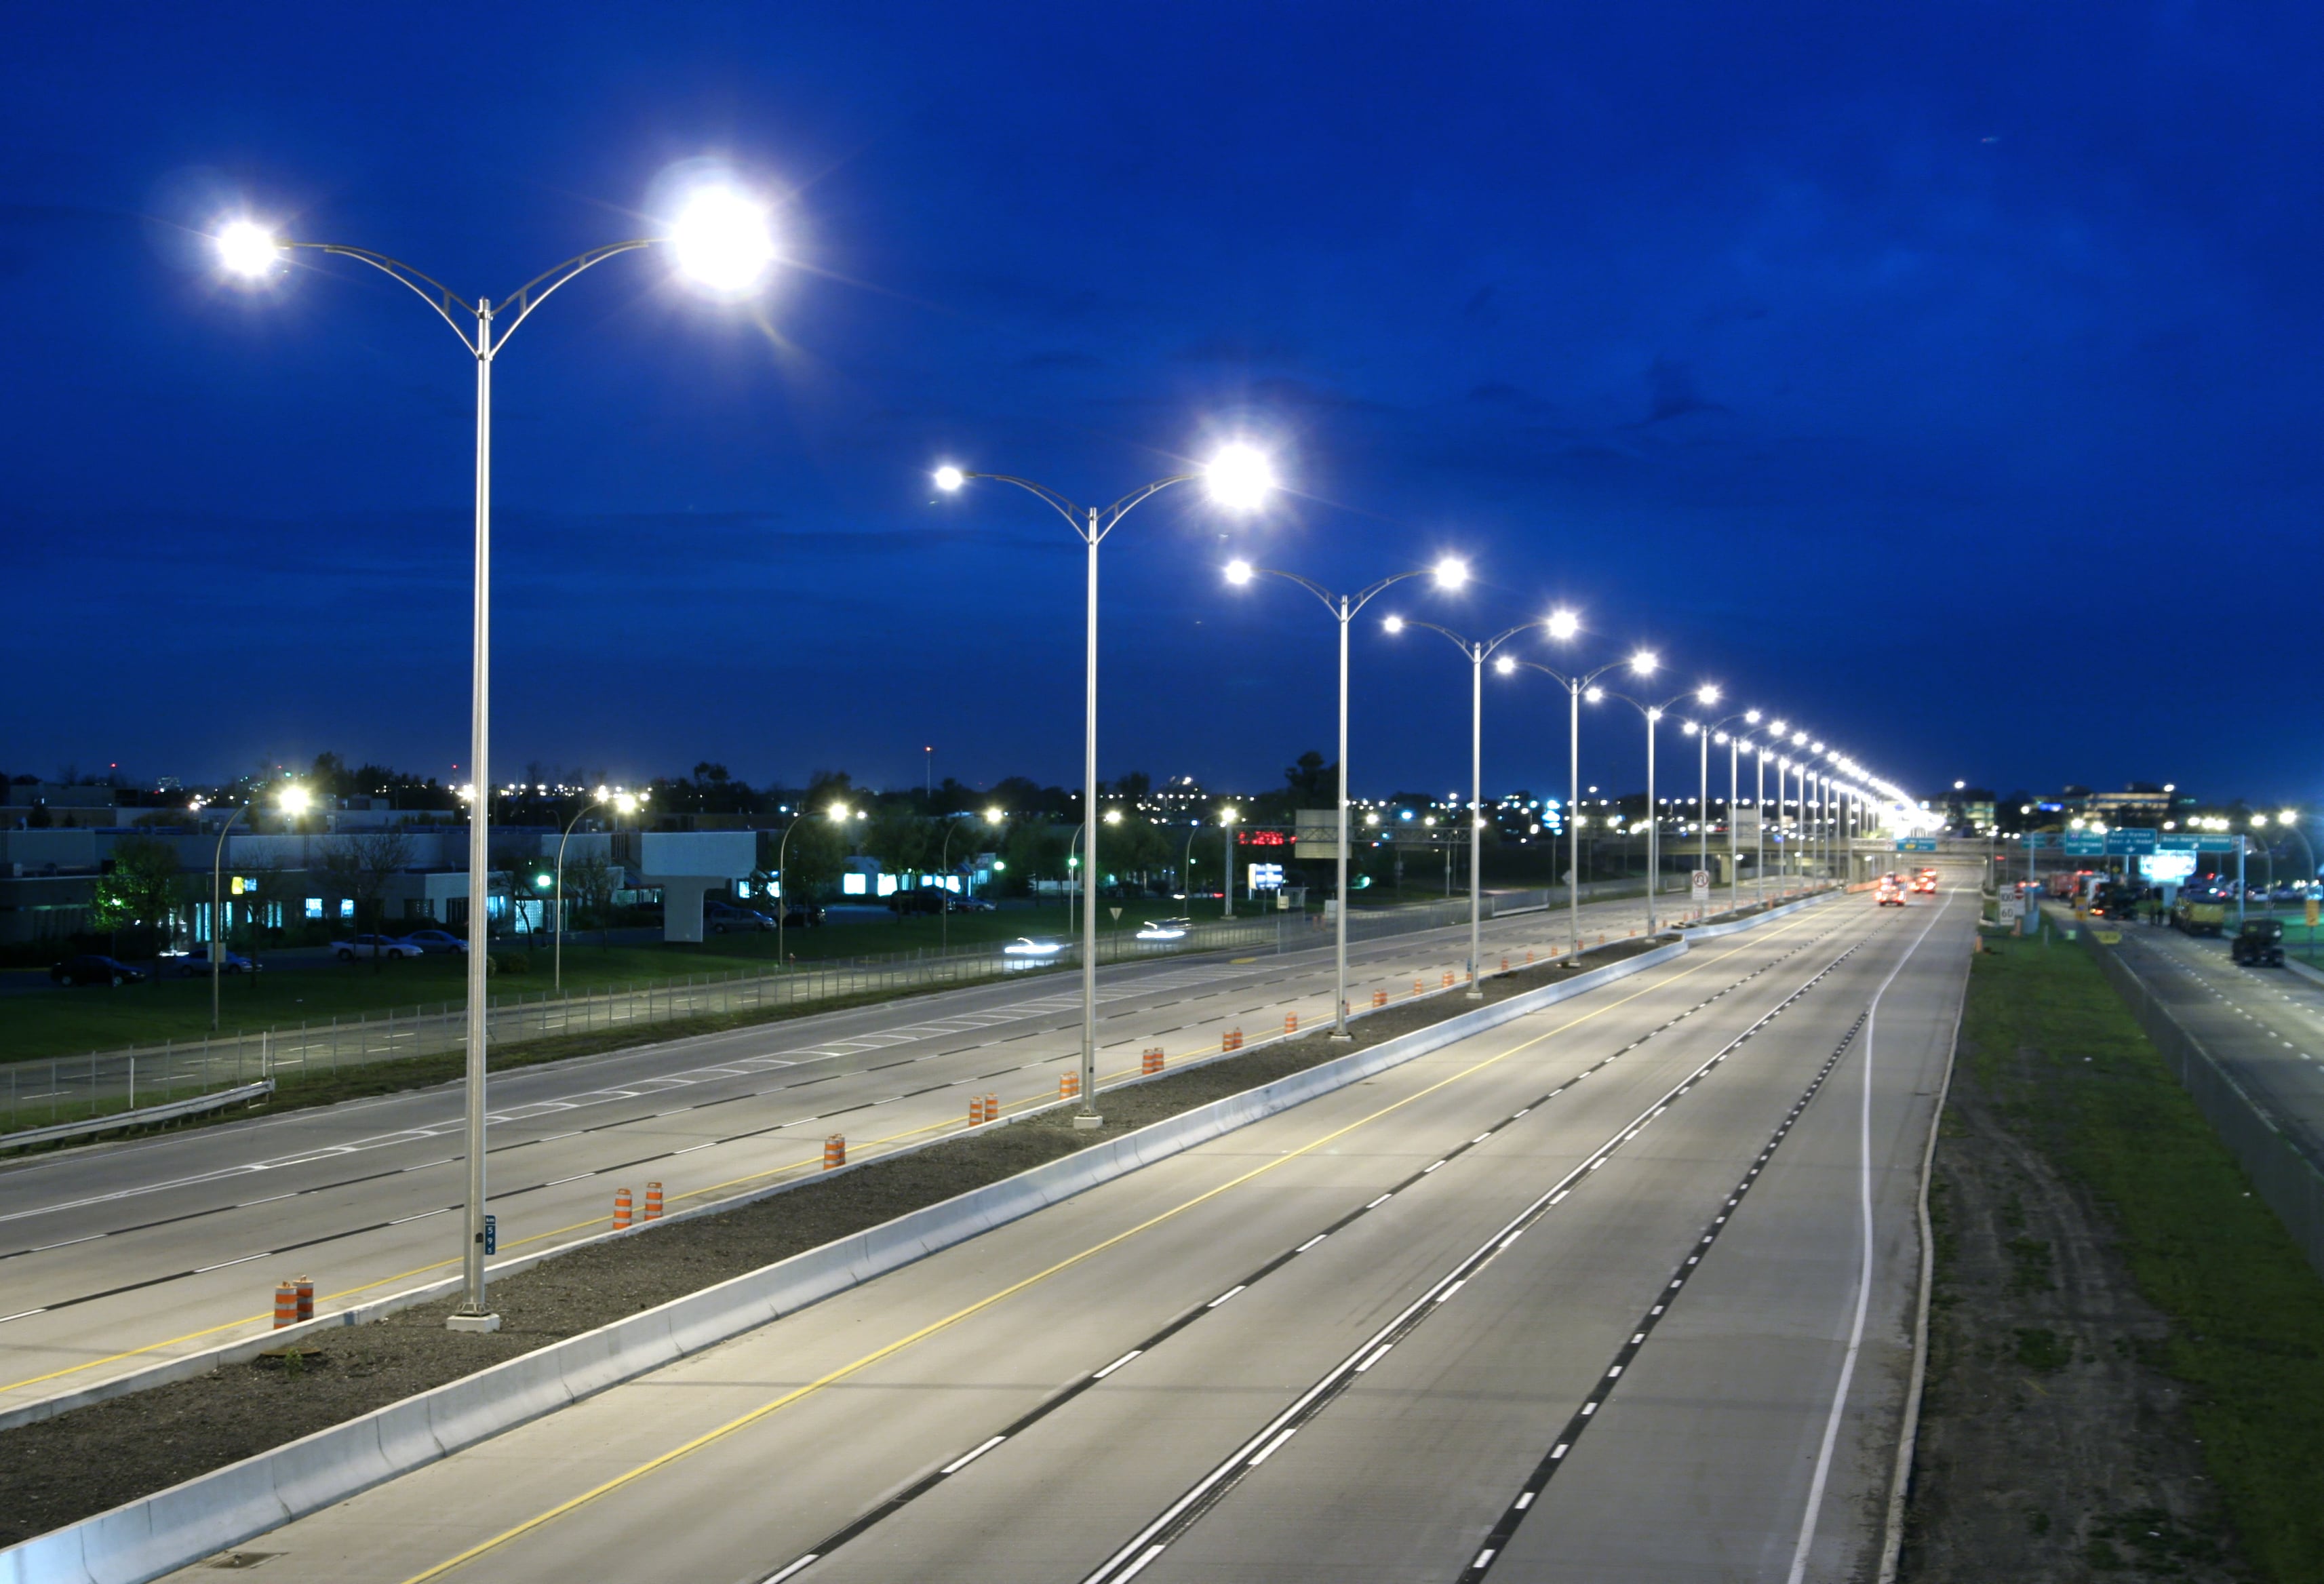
[
  {"left": 1383, "top": 617, "right": 1534, "bottom": 997},
  {"left": 213, "top": 187, "right": 778, "bottom": 1332},
  {"left": 939, "top": 448, "right": 1271, "bottom": 1120},
  {"left": 553, "top": 789, "right": 633, "bottom": 993},
  {"left": 208, "top": 799, "right": 249, "bottom": 1031},
  {"left": 1607, "top": 684, "right": 1720, "bottom": 934},
  {"left": 1227, "top": 557, "right": 1470, "bottom": 1035},
  {"left": 1220, "top": 806, "right": 1238, "bottom": 918}
]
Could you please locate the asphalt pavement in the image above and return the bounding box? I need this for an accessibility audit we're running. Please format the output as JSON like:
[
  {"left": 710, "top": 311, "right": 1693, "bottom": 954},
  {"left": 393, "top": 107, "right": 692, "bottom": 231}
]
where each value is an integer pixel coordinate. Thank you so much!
[
  {"left": 146, "top": 879, "right": 1969, "bottom": 1584},
  {"left": 0, "top": 887, "right": 1721, "bottom": 1419}
]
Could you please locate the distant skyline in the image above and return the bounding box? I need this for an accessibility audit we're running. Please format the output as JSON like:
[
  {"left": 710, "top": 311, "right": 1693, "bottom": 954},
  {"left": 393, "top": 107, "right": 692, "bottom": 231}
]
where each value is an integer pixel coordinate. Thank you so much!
[{"left": 6, "top": 4, "right": 2321, "bottom": 801}]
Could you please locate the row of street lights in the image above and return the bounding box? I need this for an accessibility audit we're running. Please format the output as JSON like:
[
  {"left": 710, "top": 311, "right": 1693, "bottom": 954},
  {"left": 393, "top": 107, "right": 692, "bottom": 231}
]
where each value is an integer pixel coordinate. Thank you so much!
[{"left": 208, "top": 182, "right": 1917, "bottom": 1332}]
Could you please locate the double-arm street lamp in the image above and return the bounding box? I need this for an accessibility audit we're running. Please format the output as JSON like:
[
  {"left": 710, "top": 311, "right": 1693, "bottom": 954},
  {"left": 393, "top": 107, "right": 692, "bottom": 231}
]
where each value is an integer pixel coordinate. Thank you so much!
[
  {"left": 1684, "top": 709, "right": 1758, "bottom": 921},
  {"left": 1382, "top": 616, "right": 1541, "bottom": 997},
  {"left": 935, "top": 450, "right": 1273, "bottom": 1122},
  {"left": 553, "top": 789, "right": 637, "bottom": 992},
  {"left": 1493, "top": 623, "right": 1655, "bottom": 962},
  {"left": 215, "top": 180, "right": 783, "bottom": 1330},
  {"left": 1602, "top": 682, "right": 1721, "bottom": 933},
  {"left": 208, "top": 783, "right": 309, "bottom": 1030},
  {"left": 1225, "top": 557, "right": 1470, "bottom": 1033}
]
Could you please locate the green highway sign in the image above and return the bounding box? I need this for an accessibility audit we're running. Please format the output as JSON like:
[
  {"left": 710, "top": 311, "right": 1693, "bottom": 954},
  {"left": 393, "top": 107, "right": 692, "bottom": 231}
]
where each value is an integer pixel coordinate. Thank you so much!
[
  {"left": 1893, "top": 837, "right": 1937, "bottom": 852},
  {"left": 2063, "top": 835, "right": 2104, "bottom": 856},
  {"left": 2158, "top": 833, "right": 2242, "bottom": 853}
]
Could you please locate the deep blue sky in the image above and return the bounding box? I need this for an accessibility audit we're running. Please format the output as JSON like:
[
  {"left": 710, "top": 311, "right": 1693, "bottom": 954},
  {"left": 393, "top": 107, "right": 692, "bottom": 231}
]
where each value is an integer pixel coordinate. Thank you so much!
[{"left": 5, "top": 3, "right": 2320, "bottom": 803}]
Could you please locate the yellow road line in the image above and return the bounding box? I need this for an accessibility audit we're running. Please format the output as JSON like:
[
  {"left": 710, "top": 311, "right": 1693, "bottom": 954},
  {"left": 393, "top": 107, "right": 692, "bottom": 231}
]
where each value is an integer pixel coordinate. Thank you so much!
[{"left": 395, "top": 925, "right": 1820, "bottom": 1584}]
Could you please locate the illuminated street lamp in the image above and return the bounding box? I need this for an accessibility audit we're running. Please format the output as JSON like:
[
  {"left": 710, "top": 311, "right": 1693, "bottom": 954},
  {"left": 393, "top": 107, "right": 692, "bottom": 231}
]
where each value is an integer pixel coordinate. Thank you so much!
[
  {"left": 209, "top": 783, "right": 309, "bottom": 1031},
  {"left": 212, "top": 180, "right": 777, "bottom": 1331},
  {"left": 1227, "top": 556, "right": 1468, "bottom": 1032},
  {"left": 1495, "top": 623, "right": 1655, "bottom": 961},
  {"left": 934, "top": 447, "right": 1273, "bottom": 1121},
  {"left": 1220, "top": 806, "right": 1240, "bottom": 918},
  {"left": 1383, "top": 614, "right": 1539, "bottom": 997},
  {"left": 553, "top": 789, "right": 637, "bottom": 991},
  {"left": 936, "top": 807, "right": 1006, "bottom": 957},
  {"left": 1688, "top": 707, "right": 1756, "bottom": 919},
  {"left": 779, "top": 804, "right": 856, "bottom": 968},
  {"left": 1596, "top": 681, "right": 1718, "bottom": 932}
]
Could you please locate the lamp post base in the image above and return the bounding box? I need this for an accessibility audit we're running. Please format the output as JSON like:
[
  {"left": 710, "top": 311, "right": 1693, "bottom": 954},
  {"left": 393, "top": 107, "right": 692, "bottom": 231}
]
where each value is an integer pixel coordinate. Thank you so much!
[
  {"left": 446, "top": 1311, "right": 502, "bottom": 1334},
  {"left": 1073, "top": 1113, "right": 1105, "bottom": 1130}
]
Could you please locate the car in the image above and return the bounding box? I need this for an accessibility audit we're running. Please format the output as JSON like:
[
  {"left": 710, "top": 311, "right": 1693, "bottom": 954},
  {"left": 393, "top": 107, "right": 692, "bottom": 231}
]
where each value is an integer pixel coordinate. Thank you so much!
[
  {"left": 1911, "top": 869, "right": 1939, "bottom": 895},
  {"left": 1875, "top": 875, "right": 1906, "bottom": 907},
  {"left": 887, "top": 887, "right": 949, "bottom": 917},
  {"left": 945, "top": 894, "right": 996, "bottom": 913},
  {"left": 781, "top": 902, "right": 825, "bottom": 928},
  {"left": 1135, "top": 917, "right": 1192, "bottom": 941},
  {"left": 50, "top": 954, "right": 148, "bottom": 987},
  {"left": 332, "top": 934, "right": 424, "bottom": 961},
  {"left": 705, "top": 903, "right": 775, "bottom": 934},
  {"left": 2232, "top": 916, "right": 2286, "bottom": 968},
  {"left": 1002, "top": 936, "right": 1066, "bottom": 957},
  {"left": 160, "top": 945, "right": 261, "bottom": 976},
  {"left": 400, "top": 928, "right": 468, "bottom": 954}
]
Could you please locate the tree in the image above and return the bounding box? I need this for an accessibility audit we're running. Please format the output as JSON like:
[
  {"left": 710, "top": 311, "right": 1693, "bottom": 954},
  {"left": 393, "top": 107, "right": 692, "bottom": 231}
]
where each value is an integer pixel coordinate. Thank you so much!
[
  {"left": 863, "top": 804, "right": 936, "bottom": 881},
  {"left": 779, "top": 815, "right": 848, "bottom": 903},
  {"left": 91, "top": 837, "right": 182, "bottom": 953},
  {"left": 322, "top": 831, "right": 416, "bottom": 968}
]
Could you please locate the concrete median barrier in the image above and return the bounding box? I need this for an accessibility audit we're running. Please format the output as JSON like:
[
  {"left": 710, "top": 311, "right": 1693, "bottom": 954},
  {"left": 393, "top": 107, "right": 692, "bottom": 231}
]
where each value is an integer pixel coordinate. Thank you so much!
[{"left": 6, "top": 923, "right": 1807, "bottom": 1584}]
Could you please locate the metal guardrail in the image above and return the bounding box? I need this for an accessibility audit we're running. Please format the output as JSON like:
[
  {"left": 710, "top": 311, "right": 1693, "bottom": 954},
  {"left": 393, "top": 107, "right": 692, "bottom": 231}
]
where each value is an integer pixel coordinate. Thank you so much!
[
  {"left": 0, "top": 1080, "right": 275, "bottom": 1152},
  {"left": 3, "top": 888, "right": 1590, "bottom": 1134},
  {"left": 2081, "top": 930, "right": 2324, "bottom": 1282}
]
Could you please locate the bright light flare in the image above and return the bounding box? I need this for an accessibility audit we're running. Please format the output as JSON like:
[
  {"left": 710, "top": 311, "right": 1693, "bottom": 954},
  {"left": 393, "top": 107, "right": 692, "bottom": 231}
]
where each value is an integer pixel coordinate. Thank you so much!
[
  {"left": 612, "top": 793, "right": 639, "bottom": 815},
  {"left": 1584, "top": 685, "right": 1604, "bottom": 703},
  {"left": 1545, "top": 608, "right": 1579, "bottom": 641},
  {"left": 1383, "top": 614, "right": 1406, "bottom": 633},
  {"left": 1204, "top": 443, "right": 1274, "bottom": 511},
  {"left": 1630, "top": 650, "right": 1659, "bottom": 675},
  {"left": 1224, "top": 559, "right": 1255, "bottom": 585},
  {"left": 277, "top": 785, "right": 312, "bottom": 815},
  {"left": 216, "top": 220, "right": 281, "bottom": 278},
  {"left": 1433, "top": 557, "right": 1469, "bottom": 589},
  {"left": 985, "top": 806, "right": 1006, "bottom": 823},
  {"left": 669, "top": 186, "right": 776, "bottom": 294},
  {"left": 1493, "top": 654, "right": 1515, "bottom": 674},
  {"left": 1697, "top": 684, "right": 1720, "bottom": 705},
  {"left": 933, "top": 465, "right": 966, "bottom": 492}
]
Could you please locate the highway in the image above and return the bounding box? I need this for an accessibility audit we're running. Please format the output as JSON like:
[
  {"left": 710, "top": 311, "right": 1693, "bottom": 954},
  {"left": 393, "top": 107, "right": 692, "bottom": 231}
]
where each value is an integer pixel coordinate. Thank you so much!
[
  {"left": 2104, "top": 916, "right": 2324, "bottom": 1167},
  {"left": 0, "top": 888, "right": 1712, "bottom": 1419},
  {"left": 146, "top": 879, "right": 1971, "bottom": 1584}
]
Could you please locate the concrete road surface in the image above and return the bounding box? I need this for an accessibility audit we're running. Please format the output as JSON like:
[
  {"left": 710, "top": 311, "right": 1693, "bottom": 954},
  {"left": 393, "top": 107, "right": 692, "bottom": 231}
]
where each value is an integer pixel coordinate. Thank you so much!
[
  {"left": 151, "top": 880, "right": 1967, "bottom": 1584},
  {"left": 0, "top": 888, "right": 1703, "bottom": 1418}
]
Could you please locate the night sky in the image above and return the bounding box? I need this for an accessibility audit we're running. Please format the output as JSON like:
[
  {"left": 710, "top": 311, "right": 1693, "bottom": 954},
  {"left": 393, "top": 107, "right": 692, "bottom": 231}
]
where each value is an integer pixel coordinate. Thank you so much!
[{"left": 5, "top": 4, "right": 2320, "bottom": 804}]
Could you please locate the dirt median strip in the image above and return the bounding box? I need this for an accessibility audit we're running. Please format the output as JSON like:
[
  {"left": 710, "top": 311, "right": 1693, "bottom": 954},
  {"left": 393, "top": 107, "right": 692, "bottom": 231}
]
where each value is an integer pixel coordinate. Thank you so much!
[{"left": 0, "top": 937, "right": 1676, "bottom": 1549}]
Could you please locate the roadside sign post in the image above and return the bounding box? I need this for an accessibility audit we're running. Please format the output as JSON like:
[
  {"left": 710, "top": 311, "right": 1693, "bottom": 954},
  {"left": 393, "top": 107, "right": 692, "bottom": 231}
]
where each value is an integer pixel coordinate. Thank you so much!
[{"left": 1690, "top": 869, "right": 1710, "bottom": 920}]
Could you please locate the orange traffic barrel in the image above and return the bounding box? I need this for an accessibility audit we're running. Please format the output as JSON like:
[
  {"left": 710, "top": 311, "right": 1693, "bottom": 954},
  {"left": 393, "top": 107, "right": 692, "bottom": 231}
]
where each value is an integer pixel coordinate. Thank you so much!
[
  {"left": 1371, "top": 989, "right": 1387, "bottom": 1008},
  {"left": 823, "top": 1134, "right": 847, "bottom": 1170},
  {"left": 1284, "top": 1012, "right": 1299, "bottom": 1035},
  {"left": 294, "top": 1275, "right": 315, "bottom": 1323},
  {"left": 1141, "top": 1048, "right": 1164, "bottom": 1075},
  {"left": 1501, "top": 956, "right": 1510, "bottom": 972},
  {"left": 1223, "top": 1028, "right": 1244, "bottom": 1052},
  {"left": 968, "top": 1094, "right": 988, "bottom": 1125},
  {"left": 1524, "top": 950, "right": 1535, "bottom": 964},
  {"left": 1442, "top": 970, "right": 1455, "bottom": 989},
  {"left": 1059, "top": 1071, "right": 1080, "bottom": 1101},
  {"left": 644, "top": 1182, "right": 664, "bottom": 1221},
  {"left": 984, "top": 1090, "right": 998, "bottom": 1120},
  {"left": 612, "top": 1187, "right": 633, "bottom": 1229},
  {"left": 273, "top": 1282, "right": 297, "bottom": 1330}
]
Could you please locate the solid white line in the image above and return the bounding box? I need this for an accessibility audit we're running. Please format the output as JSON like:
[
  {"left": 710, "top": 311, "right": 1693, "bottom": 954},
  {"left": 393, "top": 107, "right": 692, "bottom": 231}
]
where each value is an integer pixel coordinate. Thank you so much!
[
  {"left": 193, "top": 1252, "right": 271, "bottom": 1273},
  {"left": 1114, "top": 1545, "right": 1167, "bottom": 1583},
  {"left": 1786, "top": 895, "right": 1949, "bottom": 1584},
  {"left": 0, "top": 1309, "right": 47, "bottom": 1324},
  {"left": 389, "top": 1208, "right": 452, "bottom": 1225}
]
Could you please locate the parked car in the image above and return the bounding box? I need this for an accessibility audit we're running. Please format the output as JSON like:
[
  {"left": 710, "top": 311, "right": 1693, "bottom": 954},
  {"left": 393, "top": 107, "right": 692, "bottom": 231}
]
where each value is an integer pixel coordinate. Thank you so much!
[
  {"left": 945, "top": 894, "right": 996, "bottom": 913},
  {"left": 333, "top": 934, "right": 424, "bottom": 962},
  {"left": 888, "top": 887, "right": 949, "bottom": 917},
  {"left": 401, "top": 929, "right": 468, "bottom": 954},
  {"left": 781, "top": 903, "right": 826, "bottom": 928},
  {"left": 51, "top": 955, "right": 148, "bottom": 987},
  {"left": 705, "top": 903, "right": 775, "bottom": 934},
  {"left": 160, "top": 946, "right": 261, "bottom": 976}
]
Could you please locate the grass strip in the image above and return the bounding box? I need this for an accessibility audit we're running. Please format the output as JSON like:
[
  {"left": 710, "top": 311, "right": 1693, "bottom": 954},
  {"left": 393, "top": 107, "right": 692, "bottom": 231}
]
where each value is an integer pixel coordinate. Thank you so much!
[{"left": 1961, "top": 937, "right": 2324, "bottom": 1581}]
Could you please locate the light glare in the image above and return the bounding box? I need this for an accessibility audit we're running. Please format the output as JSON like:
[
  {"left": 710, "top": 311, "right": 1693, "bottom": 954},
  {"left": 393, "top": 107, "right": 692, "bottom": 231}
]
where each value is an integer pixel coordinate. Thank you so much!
[
  {"left": 669, "top": 187, "right": 776, "bottom": 293},
  {"left": 1205, "top": 443, "right": 1274, "bottom": 511},
  {"left": 216, "top": 220, "right": 281, "bottom": 278},
  {"left": 1545, "top": 609, "right": 1579, "bottom": 641},
  {"left": 1433, "top": 557, "right": 1469, "bottom": 589},
  {"left": 1224, "top": 559, "right": 1255, "bottom": 585},
  {"left": 933, "top": 466, "right": 966, "bottom": 492}
]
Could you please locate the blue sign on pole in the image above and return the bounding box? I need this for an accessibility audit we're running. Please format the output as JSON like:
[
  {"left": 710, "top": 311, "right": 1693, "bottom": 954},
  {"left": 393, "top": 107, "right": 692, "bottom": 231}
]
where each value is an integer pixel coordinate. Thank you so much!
[
  {"left": 2159, "top": 833, "right": 2241, "bottom": 853},
  {"left": 2106, "top": 829, "right": 2157, "bottom": 855},
  {"left": 484, "top": 1214, "right": 497, "bottom": 1256},
  {"left": 2063, "top": 835, "right": 2105, "bottom": 856}
]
